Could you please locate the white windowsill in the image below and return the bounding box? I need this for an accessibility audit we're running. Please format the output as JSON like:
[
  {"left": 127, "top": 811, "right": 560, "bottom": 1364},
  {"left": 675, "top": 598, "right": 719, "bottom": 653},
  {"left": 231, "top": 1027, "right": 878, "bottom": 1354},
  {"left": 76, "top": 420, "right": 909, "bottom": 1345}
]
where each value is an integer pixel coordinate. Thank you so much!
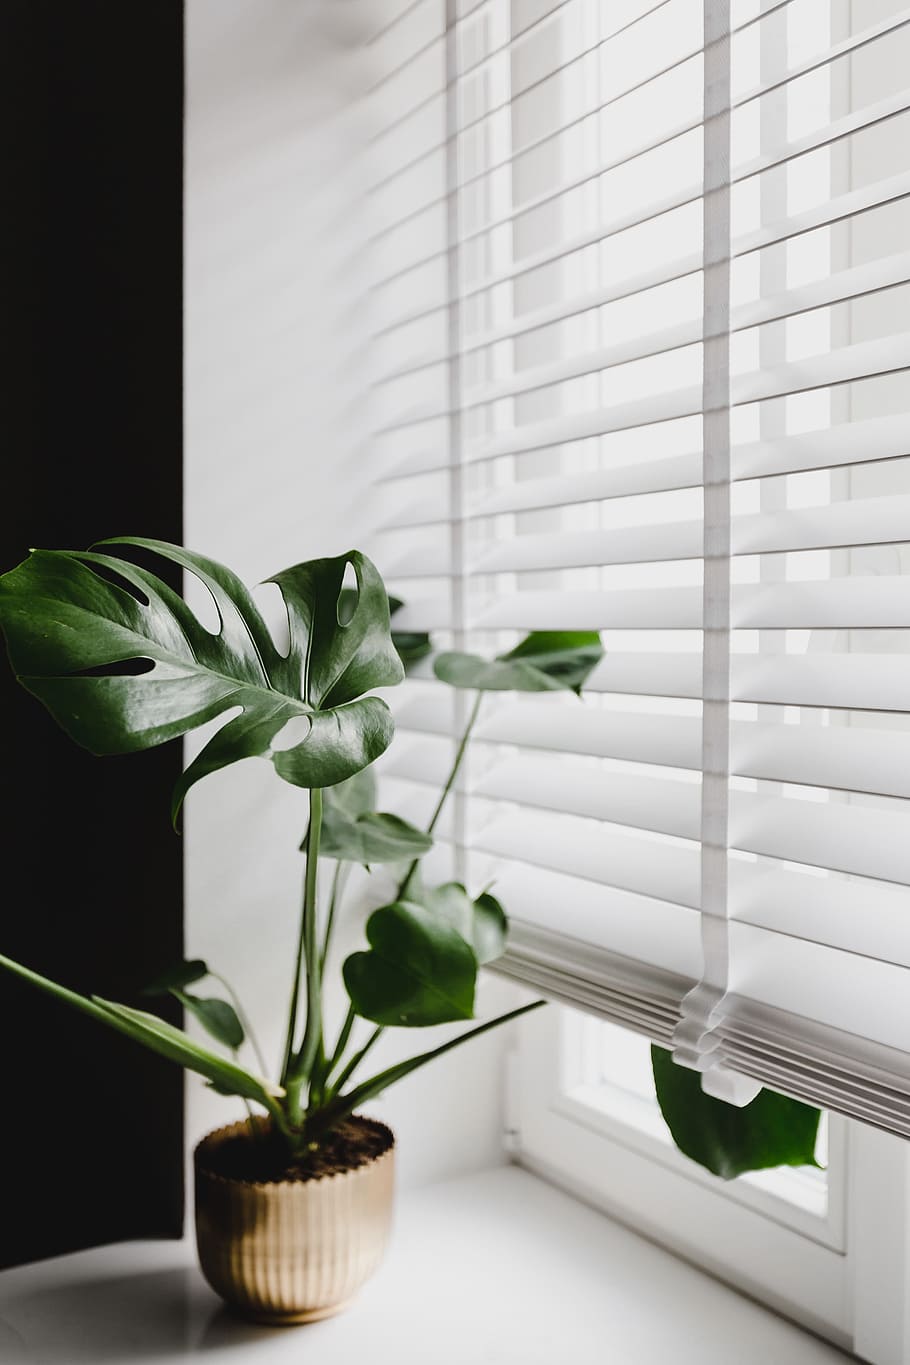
[{"left": 0, "top": 1165, "right": 853, "bottom": 1364}]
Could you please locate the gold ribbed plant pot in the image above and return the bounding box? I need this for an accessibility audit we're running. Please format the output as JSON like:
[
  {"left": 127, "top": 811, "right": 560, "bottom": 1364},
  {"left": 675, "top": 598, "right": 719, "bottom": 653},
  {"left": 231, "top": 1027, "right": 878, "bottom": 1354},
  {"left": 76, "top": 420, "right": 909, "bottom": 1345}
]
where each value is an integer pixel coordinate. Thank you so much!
[{"left": 194, "top": 1118, "right": 395, "bottom": 1325}]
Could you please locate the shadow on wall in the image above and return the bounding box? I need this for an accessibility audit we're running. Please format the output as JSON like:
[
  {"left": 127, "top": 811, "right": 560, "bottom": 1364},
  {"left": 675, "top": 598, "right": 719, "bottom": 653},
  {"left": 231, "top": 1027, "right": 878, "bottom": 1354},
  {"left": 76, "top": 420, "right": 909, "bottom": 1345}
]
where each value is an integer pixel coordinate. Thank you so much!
[
  {"left": 184, "top": 0, "right": 379, "bottom": 578},
  {"left": 189, "top": 0, "right": 373, "bottom": 117}
]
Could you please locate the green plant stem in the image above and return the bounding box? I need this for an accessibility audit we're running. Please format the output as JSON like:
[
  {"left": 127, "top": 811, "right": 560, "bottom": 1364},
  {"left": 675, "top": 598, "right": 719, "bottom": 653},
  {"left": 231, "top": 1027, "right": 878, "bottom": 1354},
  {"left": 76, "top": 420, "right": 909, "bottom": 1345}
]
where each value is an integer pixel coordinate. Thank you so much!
[
  {"left": 310, "top": 1000, "right": 545, "bottom": 1139},
  {"left": 320, "top": 861, "right": 346, "bottom": 975},
  {"left": 241, "top": 1097, "right": 265, "bottom": 1144},
  {"left": 290, "top": 788, "right": 325, "bottom": 1107},
  {"left": 281, "top": 789, "right": 324, "bottom": 1118},
  {"left": 0, "top": 948, "right": 290, "bottom": 1136},
  {"left": 307, "top": 1006, "right": 355, "bottom": 1112},
  {"left": 399, "top": 689, "right": 482, "bottom": 899},
  {"left": 280, "top": 864, "right": 309, "bottom": 1088},
  {"left": 211, "top": 972, "right": 269, "bottom": 1078},
  {"left": 325, "top": 1003, "right": 356, "bottom": 1082},
  {"left": 326, "top": 1025, "right": 382, "bottom": 1100},
  {"left": 347, "top": 691, "right": 484, "bottom": 1077}
]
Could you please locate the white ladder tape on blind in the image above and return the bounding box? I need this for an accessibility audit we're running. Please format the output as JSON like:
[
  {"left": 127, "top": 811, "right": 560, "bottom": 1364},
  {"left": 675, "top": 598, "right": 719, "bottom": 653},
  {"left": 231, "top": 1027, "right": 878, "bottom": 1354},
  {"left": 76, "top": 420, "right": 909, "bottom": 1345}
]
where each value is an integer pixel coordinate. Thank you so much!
[{"left": 669, "top": 0, "right": 761, "bottom": 1106}]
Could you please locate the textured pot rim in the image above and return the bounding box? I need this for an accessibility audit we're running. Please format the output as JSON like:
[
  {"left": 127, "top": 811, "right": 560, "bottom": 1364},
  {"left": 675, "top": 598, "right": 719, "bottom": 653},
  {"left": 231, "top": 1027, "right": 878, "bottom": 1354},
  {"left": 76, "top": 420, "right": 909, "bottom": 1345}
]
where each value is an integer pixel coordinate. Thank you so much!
[{"left": 194, "top": 1114, "right": 395, "bottom": 1193}]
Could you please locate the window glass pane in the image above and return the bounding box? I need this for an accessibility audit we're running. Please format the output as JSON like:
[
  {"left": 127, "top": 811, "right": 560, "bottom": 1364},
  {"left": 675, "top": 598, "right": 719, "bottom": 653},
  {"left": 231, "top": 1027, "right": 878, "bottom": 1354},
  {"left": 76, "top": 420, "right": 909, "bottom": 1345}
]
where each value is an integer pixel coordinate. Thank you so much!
[{"left": 565, "top": 1010, "right": 830, "bottom": 1219}]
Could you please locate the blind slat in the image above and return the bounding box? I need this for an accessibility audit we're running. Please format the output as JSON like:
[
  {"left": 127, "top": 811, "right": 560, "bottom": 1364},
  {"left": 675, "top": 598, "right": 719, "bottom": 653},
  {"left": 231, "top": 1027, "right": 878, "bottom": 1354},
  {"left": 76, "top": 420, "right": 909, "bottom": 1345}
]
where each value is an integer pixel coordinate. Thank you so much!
[
  {"left": 473, "top": 810, "right": 701, "bottom": 909},
  {"left": 396, "top": 692, "right": 910, "bottom": 801},
  {"left": 467, "top": 807, "right": 910, "bottom": 965},
  {"left": 456, "top": 90, "right": 909, "bottom": 252},
  {"left": 462, "top": 334, "right": 910, "bottom": 466},
  {"left": 456, "top": 167, "right": 910, "bottom": 311},
  {"left": 471, "top": 494, "right": 910, "bottom": 575},
  {"left": 580, "top": 652, "right": 910, "bottom": 711},
  {"left": 469, "top": 454, "right": 704, "bottom": 516},
  {"left": 730, "top": 864, "right": 910, "bottom": 970},
  {"left": 463, "top": 577, "right": 910, "bottom": 630},
  {"left": 380, "top": 409, "right": 910, "bottom": 515},
  {"left": 485, "top": 859, "right": 704, "bottom": 981},
  {"left": 732, "top": 412, "right": 910, "bottom": 481},
  {"left": 465, "top": 252, "right": 910, "bottom": 410},
  {"left": 730, "top": 793, "right": 910, "bottom": 886}
]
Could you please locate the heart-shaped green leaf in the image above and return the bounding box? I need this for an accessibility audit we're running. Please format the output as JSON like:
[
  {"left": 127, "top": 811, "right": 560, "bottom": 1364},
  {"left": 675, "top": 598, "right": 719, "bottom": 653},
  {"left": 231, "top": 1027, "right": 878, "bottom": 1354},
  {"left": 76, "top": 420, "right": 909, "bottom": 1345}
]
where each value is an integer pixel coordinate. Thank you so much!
[
  {"left": 434, "top": 630, "right": 603, "bottom": 695},
  {"left": 465, "top": 892, "right": 507, "bottom": 964},
  {"left": 409, "top": 881, "right": 507, "bottom": 965},
  {"left": 174, "top": 991, "right": 245, "bottom": 1050},
  {"left": 141, "top": 959, "right": 209, "bottom": 995},
  {"left": 321, "top": 808, "right": 432, "bottom": 866},
  {"left": 343, "top": 900, "right": 477, "bottom": 1026},
  {"left": 0, "top": 540, "right": 404, "bottom": 819},
  {"left": 651, "top": 1046, "right": 822, "bottom": 1180},
  {"left": 388, "top": 595, "right": 433, "bottom": 668}
]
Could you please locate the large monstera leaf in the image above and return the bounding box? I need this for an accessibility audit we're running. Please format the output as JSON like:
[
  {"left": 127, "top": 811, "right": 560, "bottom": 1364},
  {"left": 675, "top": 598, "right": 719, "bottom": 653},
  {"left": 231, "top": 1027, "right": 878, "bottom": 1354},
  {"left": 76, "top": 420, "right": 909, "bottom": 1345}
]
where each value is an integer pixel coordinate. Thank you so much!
[
  {"left": 0, "top": 539, "right": 404, "bottom": 818},
  {"left": 434, "top": 630, "right": 603, "bottom": 695}
]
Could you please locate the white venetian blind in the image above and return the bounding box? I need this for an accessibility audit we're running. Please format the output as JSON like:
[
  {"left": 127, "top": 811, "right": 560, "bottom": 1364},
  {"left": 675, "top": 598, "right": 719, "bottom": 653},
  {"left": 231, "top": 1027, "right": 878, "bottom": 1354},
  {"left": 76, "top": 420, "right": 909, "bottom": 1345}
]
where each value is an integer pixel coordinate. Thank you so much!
[{"left": 363, "top": 0, "right": 910, "bottom": 1136}]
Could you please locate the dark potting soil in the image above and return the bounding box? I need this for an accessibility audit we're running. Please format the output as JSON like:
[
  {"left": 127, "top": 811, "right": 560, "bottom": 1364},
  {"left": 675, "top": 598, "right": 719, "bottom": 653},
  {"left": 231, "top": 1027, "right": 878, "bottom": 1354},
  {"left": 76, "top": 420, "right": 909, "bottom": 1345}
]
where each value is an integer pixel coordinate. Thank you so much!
[{"left": 197, "top": 1115, "right": 393, "bottom": 1185}]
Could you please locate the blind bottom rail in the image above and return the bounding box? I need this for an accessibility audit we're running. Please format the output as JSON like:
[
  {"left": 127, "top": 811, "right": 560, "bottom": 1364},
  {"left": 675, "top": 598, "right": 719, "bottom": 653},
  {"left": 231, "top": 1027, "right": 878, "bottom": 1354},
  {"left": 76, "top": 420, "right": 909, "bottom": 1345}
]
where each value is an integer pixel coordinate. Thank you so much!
[{"left": 496, "top": 924, "right": 910, "bottom": 1139}]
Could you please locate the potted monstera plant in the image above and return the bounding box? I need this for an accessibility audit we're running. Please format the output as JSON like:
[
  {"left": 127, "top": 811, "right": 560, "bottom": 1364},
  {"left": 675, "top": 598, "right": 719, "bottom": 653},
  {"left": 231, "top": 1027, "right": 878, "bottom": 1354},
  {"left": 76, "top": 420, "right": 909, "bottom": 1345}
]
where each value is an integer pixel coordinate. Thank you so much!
[
  {"left": 0, "top": 537, "right": 604, "bottom": 1323},
  {"left": 0, "top": 536, "right": 821, "bottom": 1323}
]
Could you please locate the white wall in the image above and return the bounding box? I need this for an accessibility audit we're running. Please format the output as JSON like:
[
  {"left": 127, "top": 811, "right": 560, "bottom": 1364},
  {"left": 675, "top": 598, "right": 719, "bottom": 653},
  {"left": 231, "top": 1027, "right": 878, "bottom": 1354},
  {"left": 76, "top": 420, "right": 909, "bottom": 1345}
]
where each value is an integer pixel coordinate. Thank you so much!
[{"left": 183, "top": 0, "right": 519, "bottom": 1191}]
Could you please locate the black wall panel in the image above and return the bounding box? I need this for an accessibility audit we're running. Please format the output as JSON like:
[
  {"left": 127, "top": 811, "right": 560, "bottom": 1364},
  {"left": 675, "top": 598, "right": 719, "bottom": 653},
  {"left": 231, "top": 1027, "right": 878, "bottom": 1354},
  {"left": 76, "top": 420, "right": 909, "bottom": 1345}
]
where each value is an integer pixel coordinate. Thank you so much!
[{"left": 0, "top": 0, "right": 185, "bottom": 1266}]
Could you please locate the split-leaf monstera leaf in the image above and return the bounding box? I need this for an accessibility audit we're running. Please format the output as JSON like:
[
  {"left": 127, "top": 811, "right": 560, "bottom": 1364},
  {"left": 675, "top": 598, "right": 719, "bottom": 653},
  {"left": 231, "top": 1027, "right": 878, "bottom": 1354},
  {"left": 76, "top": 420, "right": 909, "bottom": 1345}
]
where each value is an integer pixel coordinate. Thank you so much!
[
  {"left": 0, "top": 539, "right": 404, "bottom": 821},
  {"left": 141, "top": 958, "right": 244, "bottom": 1050},
  {"left": 434, "top": 630, "right": 603, "bottom": 695}
]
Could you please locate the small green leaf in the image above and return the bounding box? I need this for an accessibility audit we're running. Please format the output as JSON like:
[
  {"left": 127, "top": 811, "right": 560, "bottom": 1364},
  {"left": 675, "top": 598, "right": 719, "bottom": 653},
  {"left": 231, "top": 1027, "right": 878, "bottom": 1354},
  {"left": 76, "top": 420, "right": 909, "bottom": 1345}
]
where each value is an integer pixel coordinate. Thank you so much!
[
  {"left": 141, "top": 959, "right": 208, "bottom": 995},
  {"left": 651, "top": 1046, "right": 822, "bottom": 1180},
  {"left": 324, "top": 768, "right": 378, "bottom": 820},
  {"left": 500, "top": 631, "right": 604, "bottom": 695},
  {"left": 321, "top": 807, "right": 433, "bottom": 866},
  {"left": 206, "top": 1078, "right": 240, "bottom": 1096},
  {"left": 95, "top": 997, "right": 276, "bottom": 1103},
  {"left": 301, "top": 768, "right": 378, "bottom": 852},
  {"left": 434, "top": 629, "right": 603, "bottom": 695},
  {"left": 388, "top": 595, "right": 433, "bottom": 668},
  {"left": 472, "top": 892, "right": 509, "bottom": 964},
  {"left": 343, "top": 900, "right": 477, "bottom": 1026},
  {"left": 174, "top": 991, "right": 245, "bottom": 1050},
  {"left": 0, "top": 950, "right": 282, "bottom": 1109},
  {"left": 409, "top": 881, "right": 507, "bottom": 965}
]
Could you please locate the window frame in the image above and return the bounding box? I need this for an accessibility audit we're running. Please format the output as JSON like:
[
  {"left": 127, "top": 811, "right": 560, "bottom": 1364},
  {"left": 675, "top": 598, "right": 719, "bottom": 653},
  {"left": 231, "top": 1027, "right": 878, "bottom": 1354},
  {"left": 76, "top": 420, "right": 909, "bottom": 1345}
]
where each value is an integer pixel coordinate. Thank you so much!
[{"left": 510, "top": 1003, "right": 910, "bottom": 1360}]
